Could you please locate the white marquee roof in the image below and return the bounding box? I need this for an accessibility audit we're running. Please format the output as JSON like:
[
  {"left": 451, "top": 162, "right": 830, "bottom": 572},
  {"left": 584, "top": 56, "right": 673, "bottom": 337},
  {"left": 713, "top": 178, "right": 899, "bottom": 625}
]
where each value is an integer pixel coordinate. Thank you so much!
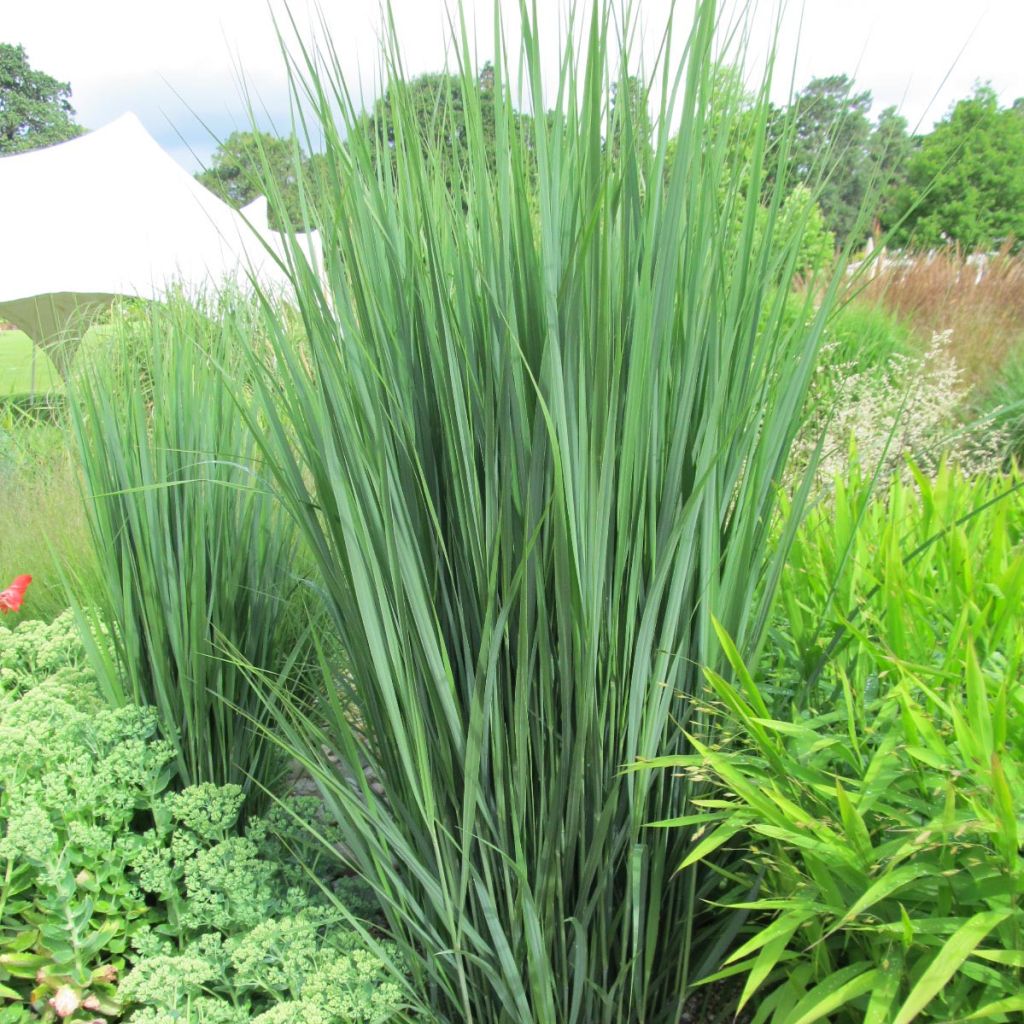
[{"left": 0, "top": 114, "right": 297, "bottom": 361}]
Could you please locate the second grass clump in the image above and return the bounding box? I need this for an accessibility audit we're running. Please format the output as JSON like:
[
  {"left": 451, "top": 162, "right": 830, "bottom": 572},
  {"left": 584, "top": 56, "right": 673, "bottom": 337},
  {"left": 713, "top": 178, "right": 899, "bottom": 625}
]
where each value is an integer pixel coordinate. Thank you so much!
[{"left": 69, "top": 297, "right": 313, "bottom": 808}]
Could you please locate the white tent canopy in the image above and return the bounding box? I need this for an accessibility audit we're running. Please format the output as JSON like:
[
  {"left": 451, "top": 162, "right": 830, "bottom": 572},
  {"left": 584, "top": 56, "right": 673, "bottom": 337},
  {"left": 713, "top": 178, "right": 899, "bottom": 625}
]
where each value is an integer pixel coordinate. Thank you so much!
[{"left": 0, "top": 114, "right": 301, "bottom": 367}]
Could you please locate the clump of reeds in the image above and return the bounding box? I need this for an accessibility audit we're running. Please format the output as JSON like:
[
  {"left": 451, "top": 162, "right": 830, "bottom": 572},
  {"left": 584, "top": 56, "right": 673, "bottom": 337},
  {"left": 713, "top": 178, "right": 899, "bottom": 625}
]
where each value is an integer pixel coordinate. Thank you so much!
[
  {"left": 68, "top": 296, "right": 315, "bottom": 809},
  {"left": 246, "top": 2, "right": 851, "bottom": 1021}
]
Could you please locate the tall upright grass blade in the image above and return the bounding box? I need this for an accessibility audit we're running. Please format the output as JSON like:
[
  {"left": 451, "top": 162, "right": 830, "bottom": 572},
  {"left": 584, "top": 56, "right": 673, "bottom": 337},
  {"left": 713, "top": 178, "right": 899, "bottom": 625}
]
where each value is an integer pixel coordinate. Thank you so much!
[
  {"left": 250, "top": 2, "right": 844, "bottom": 1020},
  {"left": 68, "top": 296, "right": 315, "bottom": 809}
]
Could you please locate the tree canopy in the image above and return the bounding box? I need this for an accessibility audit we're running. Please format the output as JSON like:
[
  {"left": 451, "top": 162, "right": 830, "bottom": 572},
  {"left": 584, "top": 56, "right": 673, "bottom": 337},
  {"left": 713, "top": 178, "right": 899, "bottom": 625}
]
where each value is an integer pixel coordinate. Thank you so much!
[
  {"left": 197, "top": 67, "right": 1024, "bottom": 258},
  {"left": 866, "top": 105, "right": 913, "bottom": 232},
  {"left": 892, "top": 85, "right": 1024, "bottom": 252},
  {"left": 768, "top": 74, "right": 873, "bottom": 243},
  {"left": 353, "top": 64, "right": 507, "bottom": 188},
  {"left": 609, "top": 74, "right": 652, "bottom": 161},
  {"left": 195, "top": 130, "right": 312, "bottom": 230},
  {"left": 0, "top": 43, "right": 84, "bottom": 154}
]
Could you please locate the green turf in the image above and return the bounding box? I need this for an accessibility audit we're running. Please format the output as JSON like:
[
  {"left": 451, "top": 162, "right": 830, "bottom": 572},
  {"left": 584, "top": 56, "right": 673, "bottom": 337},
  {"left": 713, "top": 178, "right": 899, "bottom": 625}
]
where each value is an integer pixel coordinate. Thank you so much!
[
  {"left": 0, "top": 331, "right": 62, "bottom": 398},
  {"left": 0, "top": 325, "right": 119, "bottom": 399}
]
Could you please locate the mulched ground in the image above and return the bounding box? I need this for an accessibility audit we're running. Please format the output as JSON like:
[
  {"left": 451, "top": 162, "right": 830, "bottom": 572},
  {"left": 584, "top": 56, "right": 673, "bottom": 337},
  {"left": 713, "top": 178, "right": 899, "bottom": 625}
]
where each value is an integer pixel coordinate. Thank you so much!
[{"left": 681, "top": 980, "right": 756, "bottom": 1023}]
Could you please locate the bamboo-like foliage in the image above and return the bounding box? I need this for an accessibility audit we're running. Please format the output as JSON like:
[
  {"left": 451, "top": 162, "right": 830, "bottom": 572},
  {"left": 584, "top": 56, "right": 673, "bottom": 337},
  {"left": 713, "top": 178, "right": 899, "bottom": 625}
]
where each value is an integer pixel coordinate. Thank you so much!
[
  {"left": 69, "top": 298, "right": 311, "bottom": 808},
  {"left": 250, "top": 2, "right": 843, "bottom": 1020},
  {"left": 659, "top": 465, "right": 1024, "bottom": 1022}
]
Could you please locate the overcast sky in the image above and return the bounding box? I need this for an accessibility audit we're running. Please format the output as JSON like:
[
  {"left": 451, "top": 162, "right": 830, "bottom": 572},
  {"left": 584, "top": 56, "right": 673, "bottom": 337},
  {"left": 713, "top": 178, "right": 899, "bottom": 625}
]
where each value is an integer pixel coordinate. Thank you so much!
[{"left": 5, "top": 1, "right": 1023, "bottom": 172}]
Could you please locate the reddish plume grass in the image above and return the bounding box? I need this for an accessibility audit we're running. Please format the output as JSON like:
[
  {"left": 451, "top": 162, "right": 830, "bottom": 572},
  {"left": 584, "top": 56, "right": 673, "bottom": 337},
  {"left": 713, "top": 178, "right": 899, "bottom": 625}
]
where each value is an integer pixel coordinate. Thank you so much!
[{"left": 858, "top": 244, "right": 1024, "bottom": 389}]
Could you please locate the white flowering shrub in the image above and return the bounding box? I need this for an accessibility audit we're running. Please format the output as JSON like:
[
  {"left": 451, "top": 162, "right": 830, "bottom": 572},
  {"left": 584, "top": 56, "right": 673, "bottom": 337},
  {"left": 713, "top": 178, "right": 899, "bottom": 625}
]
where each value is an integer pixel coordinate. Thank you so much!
[
  {"left": 0, "top": 616, "right": 408, "bottom": 1024},
  {"left": 793, "top": 329, "right": 1007, "bottom": 490}
]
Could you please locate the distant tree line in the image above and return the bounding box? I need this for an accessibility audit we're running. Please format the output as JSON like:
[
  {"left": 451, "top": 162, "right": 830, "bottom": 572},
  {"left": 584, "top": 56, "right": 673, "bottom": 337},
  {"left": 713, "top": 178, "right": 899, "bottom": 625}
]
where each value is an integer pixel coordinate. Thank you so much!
[
  {"left": 5, "top": 42, "right": 1024, "bottom": 254},
  {"left": 0, "top": 43, "right": 84, "bottom": 153},
  {"left": 764, "top": 74, "right": 1024, "bottom": 253}
]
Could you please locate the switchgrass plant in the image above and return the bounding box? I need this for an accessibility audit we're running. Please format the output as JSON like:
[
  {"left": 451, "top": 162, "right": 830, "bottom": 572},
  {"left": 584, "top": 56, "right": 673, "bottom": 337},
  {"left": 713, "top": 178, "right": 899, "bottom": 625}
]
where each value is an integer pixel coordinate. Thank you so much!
[
  {"left": 655, "top": 465, "right": 1024, "bottom": 1022},
  {"left": 68, "top": 297, "right": 316, "bottom": 807},
  {"left": 249, "top": 2, "right": 847, "bottom": 1021}
]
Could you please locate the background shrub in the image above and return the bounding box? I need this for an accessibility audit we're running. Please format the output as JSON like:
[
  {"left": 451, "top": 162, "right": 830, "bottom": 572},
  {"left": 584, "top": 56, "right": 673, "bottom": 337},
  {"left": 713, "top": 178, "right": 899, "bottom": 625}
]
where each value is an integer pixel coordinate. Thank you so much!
[
  {"left": 791, "top": 330, "right": 1006, "bottom": 490},
  {"left": 0, "top": 406, "right": 97, "bottom": 625}
]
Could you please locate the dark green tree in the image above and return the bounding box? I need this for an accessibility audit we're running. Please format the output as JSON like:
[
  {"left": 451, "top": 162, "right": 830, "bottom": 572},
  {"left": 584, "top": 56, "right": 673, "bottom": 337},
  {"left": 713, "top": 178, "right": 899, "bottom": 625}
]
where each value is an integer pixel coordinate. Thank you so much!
[
  {"left": 666, "top": 64, "right": 759, "bottom": 192},
  {"left": 892, "top": 85, "right": 1024, "bottom": 251},
  {"left": 0, "top": 43, "right": 84, "bottom": 154},
  {"left": 768, "top": 74, "right": 873, "bottom": 243},
  {"left": 195, "top": 130, "right": 312, "bottom": 230},
  {"left": 609, "top": 74, "right": 652, "bottom": 161},
  {"left": 867, "top": 105, "right": 914, "bottom": 232},
  {"left": 353, "top": 64, "right": 521, "bottom": 191}
]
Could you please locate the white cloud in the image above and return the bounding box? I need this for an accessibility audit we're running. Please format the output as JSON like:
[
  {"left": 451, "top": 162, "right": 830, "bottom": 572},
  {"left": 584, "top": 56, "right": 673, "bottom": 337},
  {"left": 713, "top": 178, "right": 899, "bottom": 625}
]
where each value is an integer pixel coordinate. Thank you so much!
[{"left": 5, "top": 0, "right": 1023, "bottom": 170}]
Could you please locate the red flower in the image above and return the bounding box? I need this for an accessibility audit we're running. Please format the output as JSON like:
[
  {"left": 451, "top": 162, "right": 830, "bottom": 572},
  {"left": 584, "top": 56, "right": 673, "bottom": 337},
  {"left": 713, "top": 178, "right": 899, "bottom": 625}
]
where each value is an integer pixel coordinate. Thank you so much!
[{"left": 0, "top": 575, "right": 32, "bottom": 614}]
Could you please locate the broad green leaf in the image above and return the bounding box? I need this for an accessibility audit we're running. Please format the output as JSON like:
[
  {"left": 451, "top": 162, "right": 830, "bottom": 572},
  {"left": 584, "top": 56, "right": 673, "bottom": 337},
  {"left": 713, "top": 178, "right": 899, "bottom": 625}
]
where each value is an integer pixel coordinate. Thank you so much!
[
  {"left": 826, "top": 865, "right": 930, "bottom": 938},
  {"left": 989, "top": 752, "right": 1018, "bottom": 863},
  {"left": 892, "top": 910, "right": 1012, "bottom": 1024},
  {"left": 725, "top": 910, "right": 816, "bottom": 967},
  {"left": 963, "top": 643, "right": 992, "bottom": 756},
  {"left": 738, "top": 917, "right": 807, "bottom": 1015},
  {"left": 784, "top": 963, "right": 880, "bottom": 1024},
  {"left": 960, "top": 996, "right": 1024, "bottom": 1020},
  {"left": 835, "top": 780, "right": 874, "bottom": 865},
  {"left": 864, "top": 951, "right": 902, "bottom": 1024},
  {"left": 970, "top": 948, "right": 1024, "bottom": 967},
  {"left": 679, "top": 821, "right": 747, "bottom": 869}
]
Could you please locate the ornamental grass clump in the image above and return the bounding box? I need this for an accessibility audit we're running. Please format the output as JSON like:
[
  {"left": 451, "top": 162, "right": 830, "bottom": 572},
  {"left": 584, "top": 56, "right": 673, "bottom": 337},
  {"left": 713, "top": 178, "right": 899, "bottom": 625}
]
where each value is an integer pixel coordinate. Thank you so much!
[
  {"left": 249, "top": 2, "right": 846, "bottom": 1021},
  {"left": 68, "top": 297, "right": 315, "bottom": 807},
  {"left": 861, "top": 244, "right": 1024, "bottom": 390},
  {"left": 790, "top": 329, "right": 1008, "bottom": 493}
]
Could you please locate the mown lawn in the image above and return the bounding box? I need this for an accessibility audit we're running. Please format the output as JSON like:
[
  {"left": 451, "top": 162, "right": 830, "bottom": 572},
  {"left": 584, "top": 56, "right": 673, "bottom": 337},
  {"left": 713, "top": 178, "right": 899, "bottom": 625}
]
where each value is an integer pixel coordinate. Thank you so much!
[
  {"left": 0, "top": 330, "right": 62, "bottom": 397},
  {"left": 1, "top": 325, "right": 117, "bottom": 398}
]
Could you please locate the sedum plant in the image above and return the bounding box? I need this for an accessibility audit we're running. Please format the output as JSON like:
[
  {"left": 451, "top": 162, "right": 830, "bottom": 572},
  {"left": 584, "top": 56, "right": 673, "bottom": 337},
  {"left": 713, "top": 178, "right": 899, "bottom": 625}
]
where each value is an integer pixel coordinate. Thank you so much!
[
  {"left": 0, "top": 616, "right": 393, "bottom": 1024},
  {"left": 0, "top": 624, "right": 171, "bottom": 1021},
  {"left": 0, "top": 609, "right": 93, "bottom": 679},
  {"left": 247, "top": 1, "right": 848, "bottom": 1021},
  {"left": 121, "top": 915, "right": 408, "bottom": 1024}
]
